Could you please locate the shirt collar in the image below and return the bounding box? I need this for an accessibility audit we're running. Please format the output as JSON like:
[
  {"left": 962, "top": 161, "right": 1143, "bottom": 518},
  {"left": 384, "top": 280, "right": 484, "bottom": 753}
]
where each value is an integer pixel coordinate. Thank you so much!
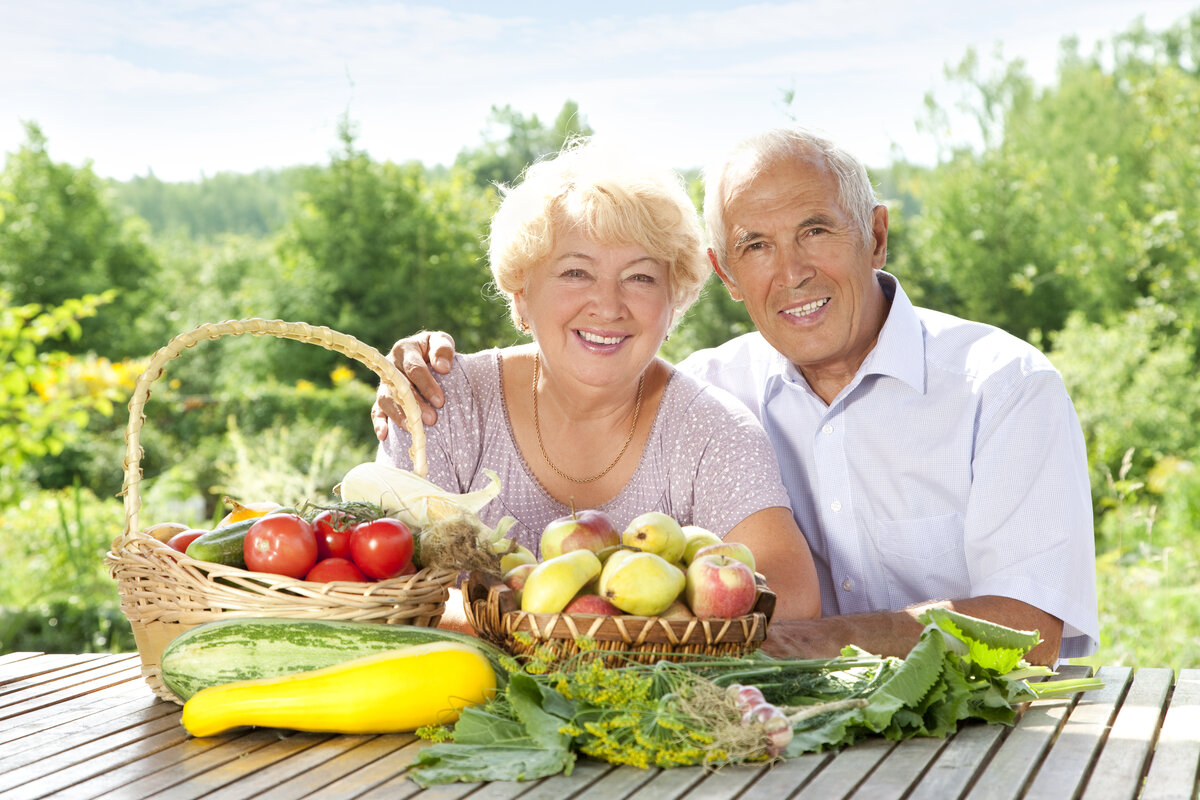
[
  {"left": 763, "top": 270, "right": 927, "bottom": 400},
  {"left": 860, "top": 271, "right": 927, "bottom": 394}
]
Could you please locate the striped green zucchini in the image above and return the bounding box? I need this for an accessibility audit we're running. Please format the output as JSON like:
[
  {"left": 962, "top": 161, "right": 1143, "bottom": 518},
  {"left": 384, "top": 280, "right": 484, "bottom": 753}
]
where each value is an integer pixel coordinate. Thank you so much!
[{"left": 159, "top": 617, "right": 512, "bottom": 701}]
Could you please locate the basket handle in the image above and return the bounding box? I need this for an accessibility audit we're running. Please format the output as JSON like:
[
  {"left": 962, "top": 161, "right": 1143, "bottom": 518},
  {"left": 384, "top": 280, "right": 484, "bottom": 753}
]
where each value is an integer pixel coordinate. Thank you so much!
[{"left": 119, "top": 318, "right": 426, "bottom": 537}]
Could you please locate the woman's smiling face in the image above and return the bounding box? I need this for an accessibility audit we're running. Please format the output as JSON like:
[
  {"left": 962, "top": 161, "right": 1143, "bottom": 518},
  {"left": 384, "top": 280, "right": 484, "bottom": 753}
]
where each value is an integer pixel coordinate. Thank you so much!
[{"left": 515, "top": 228, "right": 673, "bottom": 389}]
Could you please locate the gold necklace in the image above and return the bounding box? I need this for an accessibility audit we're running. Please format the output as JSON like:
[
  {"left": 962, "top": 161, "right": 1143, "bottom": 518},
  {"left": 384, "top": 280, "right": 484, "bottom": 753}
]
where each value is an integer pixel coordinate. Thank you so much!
[{"left": 532, "top": 352, "right": 644, "bottom": 484}]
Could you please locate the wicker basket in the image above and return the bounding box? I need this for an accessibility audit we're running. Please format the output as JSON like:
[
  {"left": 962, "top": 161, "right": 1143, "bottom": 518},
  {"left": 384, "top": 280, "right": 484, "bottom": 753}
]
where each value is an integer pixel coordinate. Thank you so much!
[
  {"left": 106, "top": 318, "right": 460, "bottom": 703},
  {"left": 463, "top": 570, "right": 776, "bottom": 666}
]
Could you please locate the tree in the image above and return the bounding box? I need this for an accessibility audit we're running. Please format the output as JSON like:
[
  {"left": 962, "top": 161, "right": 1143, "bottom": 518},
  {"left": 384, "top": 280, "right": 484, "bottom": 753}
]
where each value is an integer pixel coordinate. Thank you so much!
[
  {"left": 455, "top": 100, "right": 594, "bottom": 189},
  {"left": 276, "top": 117, "right": 507, "bottom": 382},
  {"left": 896, "top": 10, "right": 1200, "bottom": 345},
  {"left": 0, "top": 123, "right": 161, "bottom": 358},
  {"left": 0, "top": 291, "right": 116, "bottom": 506}
]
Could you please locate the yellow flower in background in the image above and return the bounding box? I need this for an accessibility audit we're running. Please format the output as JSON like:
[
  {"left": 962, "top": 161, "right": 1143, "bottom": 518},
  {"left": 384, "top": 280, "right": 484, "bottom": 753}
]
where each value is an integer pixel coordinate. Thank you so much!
[
  {"left": 330, "top": 365, "right": 356, "bottom": 386},
  {"left": 295, "top": 379, "right": 316, "bottom": 392}
]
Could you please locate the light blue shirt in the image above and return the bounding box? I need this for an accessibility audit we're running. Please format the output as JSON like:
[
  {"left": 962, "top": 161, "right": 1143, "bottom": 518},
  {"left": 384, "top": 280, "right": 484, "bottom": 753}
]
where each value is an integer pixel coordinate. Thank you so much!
[{"left": 678, "top": 272, "right": 1099, "bottom": 659}]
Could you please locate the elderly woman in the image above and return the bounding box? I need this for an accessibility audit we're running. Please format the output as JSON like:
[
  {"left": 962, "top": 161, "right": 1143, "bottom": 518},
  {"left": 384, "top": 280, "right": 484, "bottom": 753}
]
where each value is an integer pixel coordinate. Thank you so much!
[{"left": 377, "top": 139, "right": 819, "bottom": 623}]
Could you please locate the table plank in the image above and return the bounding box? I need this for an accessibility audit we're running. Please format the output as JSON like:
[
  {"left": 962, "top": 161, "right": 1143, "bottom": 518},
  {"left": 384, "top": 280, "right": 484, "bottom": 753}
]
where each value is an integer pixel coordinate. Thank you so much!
[
  {"left": 851, "top": 735, "right": 948, "bottom": 800},
  {"left": 0, "top": 693, "right": 174, "bottom": 773},
  {"left": 0, "top": 652, "right": 105, "bottom": 685},
  {"left": 750, "top": 751, "right": 833, "bottom": 797},
  {"left": 1, "top": 719, "right": 191, "bottom": 800},
  {"left": 1083, "top": 667, "right": 1173, "bottom": 800},
  {"left": 964, "top": 689, "right": 1079, "bottom": 799},
  {"left": 1140, "top": 668, "right": 1200, "bottom": 800},
  {"left": 622, "top": 763, "right": 708, "bottom": 799},
  {"left": 316, "top": 738, "right": 432, "bottom": 800},
  {"left": 489, "top": 758, "right": 615, "bottom": 800},
  {"left": 0, "top": 655, "right": 144, "bottom": 723},
  {"left": 793, "top": 736, "right": 894, "bottom": 799},
  {"left": 85, "top": 728, "right": 299, "bottom": 800},
  {"left": 906, "top": 716, "right": 1008, "bottom": 799},
  {"left": 678, "top": 763, "right": 766, "bottom": 800},
  {"left": 1022, "top": 665, "right": 1132, "bottom": 800},
  {"left": 299, "top": 736, "right": 446, "bottom": 799}
]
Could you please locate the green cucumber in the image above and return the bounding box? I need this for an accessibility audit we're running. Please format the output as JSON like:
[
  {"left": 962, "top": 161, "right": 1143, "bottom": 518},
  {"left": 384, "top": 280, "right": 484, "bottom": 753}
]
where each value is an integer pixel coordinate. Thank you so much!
[
  {"left": 183, "top": 508, "right": 299, "bottom": 568},
  {"left": 159, "top": 617, "right": 512, "bottom": 701}
]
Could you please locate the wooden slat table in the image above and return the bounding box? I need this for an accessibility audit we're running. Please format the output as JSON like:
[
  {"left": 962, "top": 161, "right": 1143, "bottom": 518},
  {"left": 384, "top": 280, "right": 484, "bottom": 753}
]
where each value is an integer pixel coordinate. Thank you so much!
[{"left": 1, "top": 652, "right": 1197, "bottom": 800}]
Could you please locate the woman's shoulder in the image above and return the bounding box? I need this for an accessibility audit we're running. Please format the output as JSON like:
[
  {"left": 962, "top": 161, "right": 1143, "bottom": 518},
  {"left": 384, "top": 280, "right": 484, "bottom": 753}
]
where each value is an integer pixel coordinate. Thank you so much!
[{"left": 659, "top": 362, "right": 761, "bottom": 426}]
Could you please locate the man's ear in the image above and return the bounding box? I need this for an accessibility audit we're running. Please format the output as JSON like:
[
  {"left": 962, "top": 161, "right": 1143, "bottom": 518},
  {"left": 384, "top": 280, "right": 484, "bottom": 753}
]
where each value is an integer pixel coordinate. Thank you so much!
[
  {"left": 870, "top": 204, "right": 889, "bottom": 268},
  {"left": 709, "top": 248, "right": 743, "bottom": 302}
]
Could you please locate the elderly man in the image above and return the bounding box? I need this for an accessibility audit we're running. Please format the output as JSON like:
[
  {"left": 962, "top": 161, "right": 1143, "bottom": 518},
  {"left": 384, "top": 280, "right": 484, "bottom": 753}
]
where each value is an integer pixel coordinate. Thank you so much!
[{"left": 374, "top": 127, "right": 1098, "bottom": 666}]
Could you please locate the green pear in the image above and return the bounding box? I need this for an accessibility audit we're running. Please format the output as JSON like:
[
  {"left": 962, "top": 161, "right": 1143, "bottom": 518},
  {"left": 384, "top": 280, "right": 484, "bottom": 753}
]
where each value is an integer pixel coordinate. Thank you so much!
[
  {"left": 520, "top": 550, "right": 602, "bottom": 613},
  {"left": 498, "top": 544, "right": 537, "bottom": 574},
  {"left": 596, "top": 547, "right": 639, "bottom": 595},
  {"left": 601, "top": 551, "right": 686, "bottom": 616},
  {"left": 681, "top": 526, "right": 723, "bottom": 564},
  {"left": 622, "top": 511, "right": 687, "bottom": 564}
]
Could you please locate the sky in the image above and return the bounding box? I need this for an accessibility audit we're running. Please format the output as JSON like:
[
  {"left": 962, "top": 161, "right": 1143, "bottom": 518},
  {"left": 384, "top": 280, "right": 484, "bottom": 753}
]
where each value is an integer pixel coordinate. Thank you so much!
[{"left": 2, "top": 1, "right": 1198, "bottom": 183}]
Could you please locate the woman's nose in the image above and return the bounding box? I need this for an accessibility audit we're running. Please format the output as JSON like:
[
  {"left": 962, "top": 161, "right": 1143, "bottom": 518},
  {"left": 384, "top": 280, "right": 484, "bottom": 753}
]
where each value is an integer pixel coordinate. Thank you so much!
[{"left": 588, "top": 279, "right": 626, "bottom": 318}]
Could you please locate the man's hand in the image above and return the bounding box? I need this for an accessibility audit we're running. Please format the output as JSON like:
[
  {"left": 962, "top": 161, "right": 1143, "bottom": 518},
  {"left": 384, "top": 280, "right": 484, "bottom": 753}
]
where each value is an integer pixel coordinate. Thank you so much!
[{"left": 372, "top": 331, "right": 458, "bottom": 441}]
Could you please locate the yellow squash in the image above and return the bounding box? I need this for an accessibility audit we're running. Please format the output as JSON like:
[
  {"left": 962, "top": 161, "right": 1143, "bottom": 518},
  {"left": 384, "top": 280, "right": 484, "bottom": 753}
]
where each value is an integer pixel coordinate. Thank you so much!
[{"left": 180, "top": 641, "right": 497, "bottom": 737}]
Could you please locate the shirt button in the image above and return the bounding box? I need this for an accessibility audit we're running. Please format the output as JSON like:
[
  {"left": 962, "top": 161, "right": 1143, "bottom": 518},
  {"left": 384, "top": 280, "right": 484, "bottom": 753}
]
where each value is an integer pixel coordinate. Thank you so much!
[
  {"left": 842, "top": 578, "right": 854, "bottom": 591},
  {"left": 822, "top": 423, "right": 834, "bottom": 435},
  {"left": 830, "top": 500, "right": 842, "bottom": 512}
]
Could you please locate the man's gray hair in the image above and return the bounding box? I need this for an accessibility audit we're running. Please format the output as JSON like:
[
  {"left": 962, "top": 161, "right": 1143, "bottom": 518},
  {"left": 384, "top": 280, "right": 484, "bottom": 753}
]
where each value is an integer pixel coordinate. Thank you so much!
[{"left": 702, "top": 127, "right": 880, "bottom": 270}]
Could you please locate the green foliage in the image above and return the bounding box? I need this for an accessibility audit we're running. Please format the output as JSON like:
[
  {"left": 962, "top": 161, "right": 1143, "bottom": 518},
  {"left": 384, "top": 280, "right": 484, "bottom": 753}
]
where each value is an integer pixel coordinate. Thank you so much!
[
  {"left": 210, "top": 414, "right": 375, "bottom": 508},
  {"left": 897, "top": 13, "right": 1200, "bottom": 343},
  {"left": 110, "top": 166, "right": 317, "bottom": 238},
  {"left": 455, "top": 100, "right": 594, "bottom": 189},
  {"left": 1050, "top": 305, "right": 1200, "bottom": 514},
  {"left": 0, "top": 123, "right": 162, "bottom": 358},
  {"left": 0, "top": 484, "right": 134, "bottom": 654},
  {"left": 275, "top": 117, "right": 510, "bottom": 382},
  {"left": 0, "top": 291, "right": 125, "bottom": 507}
]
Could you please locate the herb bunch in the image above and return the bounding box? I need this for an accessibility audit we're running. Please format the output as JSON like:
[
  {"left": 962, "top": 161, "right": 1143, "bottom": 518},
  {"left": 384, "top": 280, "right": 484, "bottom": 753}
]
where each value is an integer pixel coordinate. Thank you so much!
[{"left": 408, "top": 608, "right": 1104, "bottom": 786}]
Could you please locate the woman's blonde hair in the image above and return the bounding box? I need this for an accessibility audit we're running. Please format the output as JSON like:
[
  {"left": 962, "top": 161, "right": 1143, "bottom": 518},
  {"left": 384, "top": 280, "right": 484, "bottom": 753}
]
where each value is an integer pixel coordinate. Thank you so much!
[{"left": 488, "top": 137, "right": 709, "bottom": 332}]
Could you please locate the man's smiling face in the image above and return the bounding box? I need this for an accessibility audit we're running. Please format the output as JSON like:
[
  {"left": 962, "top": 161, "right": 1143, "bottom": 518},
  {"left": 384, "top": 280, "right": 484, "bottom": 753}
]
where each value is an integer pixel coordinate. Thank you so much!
[{"left": 712, "top": 153, "right": 890, "bottom": 402}]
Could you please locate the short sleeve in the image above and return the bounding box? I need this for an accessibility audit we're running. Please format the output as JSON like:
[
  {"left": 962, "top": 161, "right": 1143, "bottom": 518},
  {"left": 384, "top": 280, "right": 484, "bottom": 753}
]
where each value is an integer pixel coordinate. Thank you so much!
[{"left": 671, "top": 382, "right": 793, "bottom": 536}]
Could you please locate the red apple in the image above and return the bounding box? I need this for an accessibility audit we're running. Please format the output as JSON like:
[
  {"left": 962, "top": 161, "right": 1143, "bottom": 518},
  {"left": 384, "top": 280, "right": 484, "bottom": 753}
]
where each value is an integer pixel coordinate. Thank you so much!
[
  {"left": 563, "top": 593, "right": 623, "bottom": 616},
  {"left": 539, "top": 509, "right": 621, "bottom": 560},
  {"left": 693, "top": 541, "right": 757, "bottom": 573},
  {"left": 503, "top": 563, "right": 537, "bottom": 605},
  {"left": 685, "top": 554, "right": 757, "bottom": 619}
]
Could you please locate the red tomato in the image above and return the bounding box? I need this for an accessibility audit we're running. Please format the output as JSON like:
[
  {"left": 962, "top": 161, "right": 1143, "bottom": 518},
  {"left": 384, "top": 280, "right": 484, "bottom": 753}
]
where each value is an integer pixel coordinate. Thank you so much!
[
  {"left": 244, "top": 513, "right": 318, "bottom": 578},
  {"left": 305, "top": 557, "right": 368, "bottom": 583},
  {"left": 166, "top": 529, "right": 205, "bottom": 553},
  {"left": 349, "top": 518, "right": 414, "bottom": 580},
  {"left": 312, "top": 509, "right": 354, "bottom": 560}
]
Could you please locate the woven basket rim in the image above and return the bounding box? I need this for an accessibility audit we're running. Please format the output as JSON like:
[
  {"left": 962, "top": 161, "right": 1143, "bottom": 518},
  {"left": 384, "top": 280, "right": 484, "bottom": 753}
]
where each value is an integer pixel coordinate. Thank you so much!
[{"left": 463, "top": 571, "right": 774, "bottom": 657}]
